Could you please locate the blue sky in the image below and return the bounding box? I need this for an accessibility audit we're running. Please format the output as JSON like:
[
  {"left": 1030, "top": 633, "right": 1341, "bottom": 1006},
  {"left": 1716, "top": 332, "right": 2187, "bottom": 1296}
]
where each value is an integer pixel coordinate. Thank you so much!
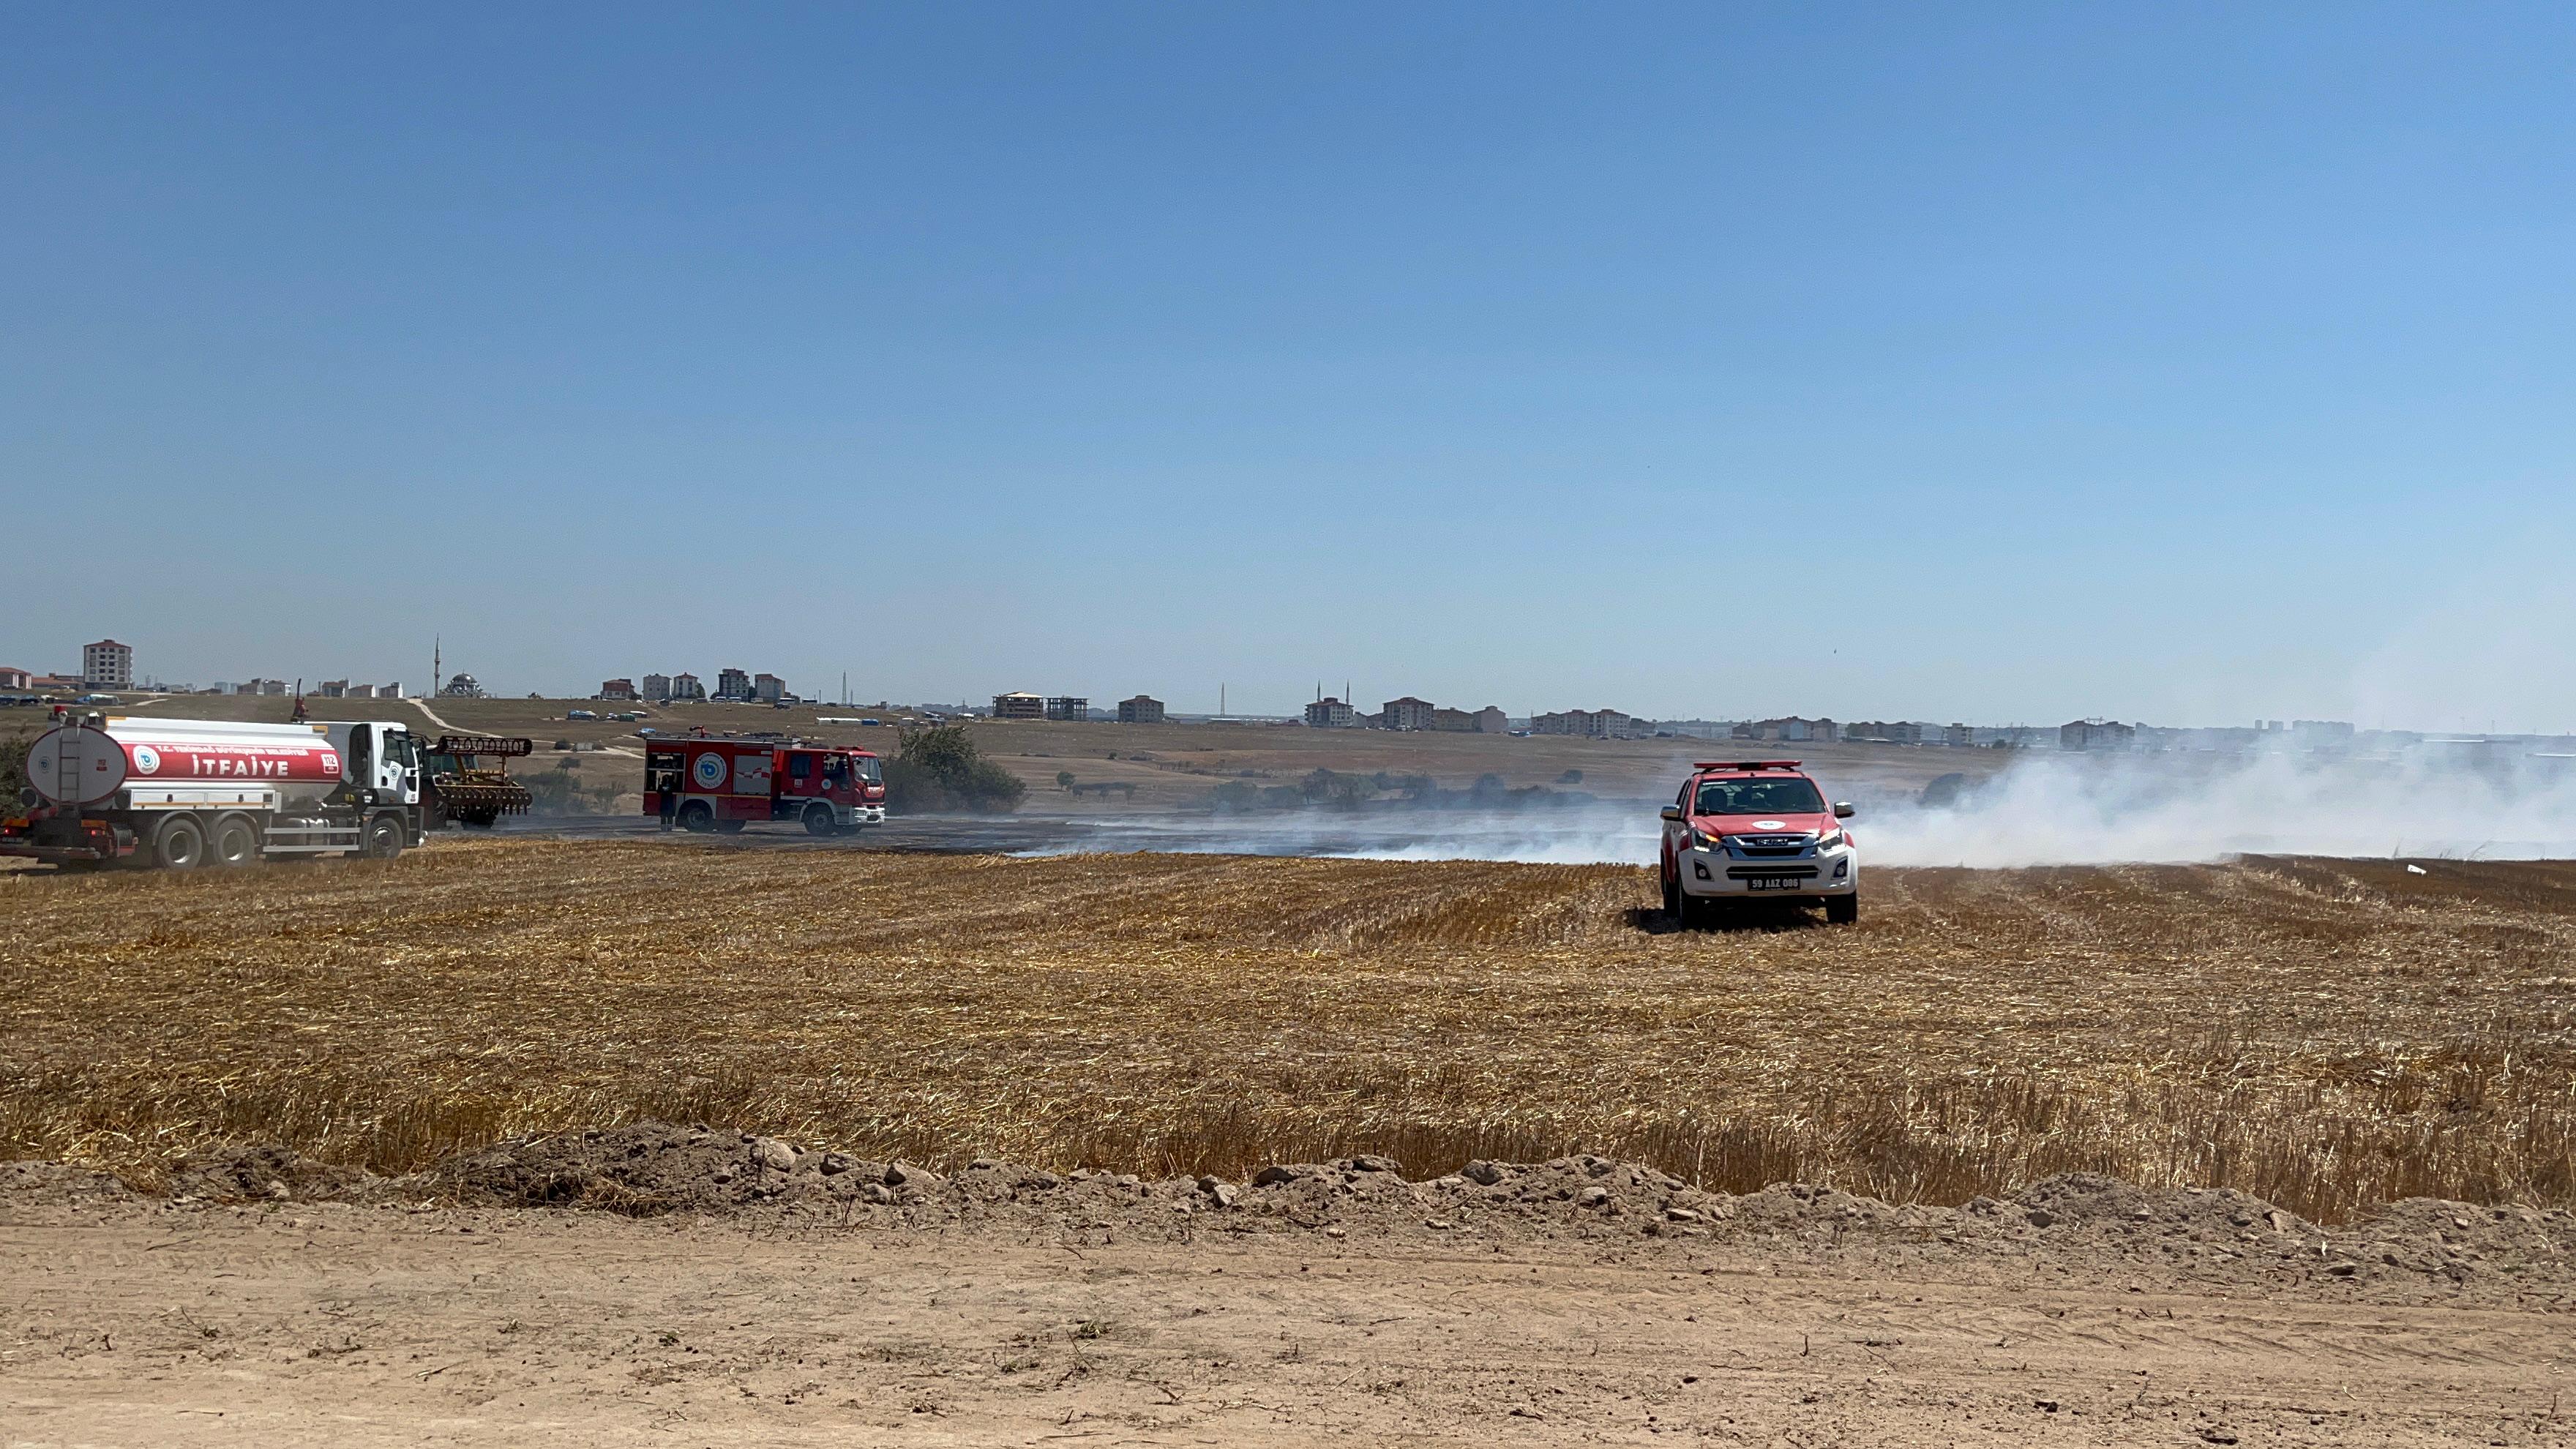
[{"left": 4, "top": 4, "right": 2571, "bottom": 727}]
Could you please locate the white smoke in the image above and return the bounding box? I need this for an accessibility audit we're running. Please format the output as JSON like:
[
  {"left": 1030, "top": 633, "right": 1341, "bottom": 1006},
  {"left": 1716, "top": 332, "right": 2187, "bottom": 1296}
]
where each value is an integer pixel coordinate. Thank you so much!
[
  {"left": 1017, "top": 744, "right": 2576, "bottom": 868},
  {"left": 1863, "top": 745, "right": 2576, "bottom": 867},
  {"left": 1015, "top": 806, "right": 1660, "bottom": 866}
]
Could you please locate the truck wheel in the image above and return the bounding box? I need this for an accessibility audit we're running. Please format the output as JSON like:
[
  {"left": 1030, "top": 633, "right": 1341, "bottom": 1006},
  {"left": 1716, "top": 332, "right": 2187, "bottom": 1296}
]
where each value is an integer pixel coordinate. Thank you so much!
[
  {"left": 714, "top": 819, "right": 746, "bottom": 835},
  {"left": 148, "top": 814, "right": 206, "bottom": 870},
  {"left": 1660, "top": 866, "right": 1680, "bottom": 921},
  {"left": 1827, "top": 892, "right": 1860, "bottom": 925},
  {"left": 803, "top": 803, "right": 837, "bottom": 836},
  {"left": 362, "top": 814, "right": 405, "bottom": 860},
  {"left": 678, "top": 802, "right": 714, "bottom": 834},
  {"left": 209, "top": 813, "right": 261, "bottom": 867}
]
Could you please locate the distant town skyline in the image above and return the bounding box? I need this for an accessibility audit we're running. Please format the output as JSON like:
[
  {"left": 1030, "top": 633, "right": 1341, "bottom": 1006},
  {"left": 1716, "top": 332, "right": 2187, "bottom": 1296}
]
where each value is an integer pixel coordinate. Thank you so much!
[
  {"left": 4, "top": 7, "right": 2570, "bottom": 733},
  {"left": 2, "top": 624, "right": 2561, "bottom": 739}
]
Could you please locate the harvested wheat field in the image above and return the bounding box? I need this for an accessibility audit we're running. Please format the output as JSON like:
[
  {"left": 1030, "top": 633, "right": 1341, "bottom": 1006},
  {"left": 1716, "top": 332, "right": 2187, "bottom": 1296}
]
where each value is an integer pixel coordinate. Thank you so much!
[{"left": 5, "top": 839, "right": 2572, "bottom": 1223}]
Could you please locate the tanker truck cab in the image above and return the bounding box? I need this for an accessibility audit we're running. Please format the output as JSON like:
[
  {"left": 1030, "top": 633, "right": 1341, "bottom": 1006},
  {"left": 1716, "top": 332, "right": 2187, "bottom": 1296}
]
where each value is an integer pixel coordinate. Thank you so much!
[
  {"left": 324, "top": 720, "right": 422, "bottom": 807},
  {"left": 1, "top": 714, "right": 427, "bottom": 869}
]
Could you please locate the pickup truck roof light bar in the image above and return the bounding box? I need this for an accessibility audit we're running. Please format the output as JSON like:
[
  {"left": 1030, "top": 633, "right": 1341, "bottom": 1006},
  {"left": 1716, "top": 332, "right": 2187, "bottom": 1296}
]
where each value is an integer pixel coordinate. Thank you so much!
[{"left": 1692, "top": 760, "right": 1803, "bottom": 771}]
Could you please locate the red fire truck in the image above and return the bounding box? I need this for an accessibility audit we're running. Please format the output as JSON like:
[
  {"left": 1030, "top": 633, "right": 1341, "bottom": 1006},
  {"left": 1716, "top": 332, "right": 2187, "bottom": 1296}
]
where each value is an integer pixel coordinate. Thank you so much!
[{"left": 643, "top": 735, "right": 886, "bottom": 835}]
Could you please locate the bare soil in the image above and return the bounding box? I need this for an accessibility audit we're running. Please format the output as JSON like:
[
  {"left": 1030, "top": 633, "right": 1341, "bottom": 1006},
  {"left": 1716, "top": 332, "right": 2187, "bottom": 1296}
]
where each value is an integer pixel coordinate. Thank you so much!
[{"left": 6, "top": 1136, "right": 2571, "bottom": 1445}]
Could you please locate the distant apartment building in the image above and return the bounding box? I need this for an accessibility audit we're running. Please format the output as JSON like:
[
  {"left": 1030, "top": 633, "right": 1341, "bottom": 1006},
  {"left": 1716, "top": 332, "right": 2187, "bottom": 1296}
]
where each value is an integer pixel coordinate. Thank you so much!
[
  {"left": 2059, "top": 718, "right": 2137, "bottom": 751},
  {"left": 1531, "top": 708, "right": 1636, "bottom": 739},
  {"left": 715, "top": 667, "right": 752, "bottom": 701},
  {"left": 2293, "top": 719, "right": 2356, "bottom": 748},
  {"left": 1045, "top": 695, "right": 1088, "bottom": 722},
  {"left": 1118, "top": 694, "right": 1166, "bottom": 724},
  {"left": 641, "top": 673, "right": 672, "bottom": 703},
  {"left": 754, "top": 673, "right": 787, "bottom": 704},
  {"left": 600, "top": 678, "right": 638, "bottom": 702},
  {"left": 1303, "top": 696, "right": 1358, "bottom": 728},
  {"left": 345, "top": 682, "right": 397, "bottom": 699},
  {"left": 1944, "top": 722, "right": 1973, "bottom": 748},
  {"left": 1379, "top": 696, "right": 1438, "bottom": 731},
  {"left": 317, "top": 680, "right": 348, "bottom": 698},
  {"left": 1844, "top": 721, "right": 1922, "bottom": 744},
  {"left": 82, "top": 639, "right": 133, "bottom": 689},
  {"left": 992, "top": 692, "right": 1044, "bottom": 720},
  {"left": 1733, "top": 716, "right": 1836, "bottom": 744},
  {"left": 667, "top": 672, "right": 706, "bottom": 702},
  {"left": 0, "top": 667, "right": 29, "bottom": 691}
]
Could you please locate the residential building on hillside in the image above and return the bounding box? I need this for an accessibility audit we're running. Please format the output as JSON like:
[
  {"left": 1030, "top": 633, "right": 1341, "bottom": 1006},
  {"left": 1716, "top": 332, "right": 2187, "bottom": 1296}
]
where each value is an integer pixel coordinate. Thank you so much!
[
  {"left": 992, "top": 691, "right": 1044, "bottom": 720},
  {"left": 600, "top": 678, "right": 637, "bottom": 702},
  {"left": 1944, "top": 722, "right": 1974, "bottom": 748},
  {"left": 83, "top": 639, "right": 133, "bottom": 689},
  {"left": 0, "top": 667, "right": 29, "bottom": 690},
  {"left": 715, "top": 667, "right": 752, "bottom": 701},
  {"left": 1844, "top": 721, "right": 1922, "bottom": 744},
  {"left": 1530, "top": 708, "right": 1636, "bottom": 738},
  {"left": 754, "top": 673, "right": 787, "bottom": 704},
  {"left": 2059, "top": 718, "right": 2137, "bottom": 751},
  {"left": 1379, "top": 696, "right": 1437, "bottom": 731},
  {"left": 641, "top": 673, "right": 672, "bottom": 703},
  {"left": 1045, "top": 695, "right": 1088, "bottom": 722},
  {"left": 1303, "top": 696, "right": 1358, "bottom": 728},
  {"left": 668, "top": 672, "right": 705, "bottom": 702},
  {"left": 1734, "top": 716, "right": 1837, "bottom": 743},
  {"left": 317, "top": 680, "right": 348, "bottom": 698},
  {"left": 1118, "top": 694, "right": 1165, "bottom": 724}
]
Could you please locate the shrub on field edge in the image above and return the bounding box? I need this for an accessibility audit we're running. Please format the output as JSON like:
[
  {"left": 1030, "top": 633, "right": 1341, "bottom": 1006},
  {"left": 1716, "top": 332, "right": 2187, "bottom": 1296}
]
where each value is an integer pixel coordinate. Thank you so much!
[{"left": 888, "top": 724, "right": 1025, "bottom": 814}]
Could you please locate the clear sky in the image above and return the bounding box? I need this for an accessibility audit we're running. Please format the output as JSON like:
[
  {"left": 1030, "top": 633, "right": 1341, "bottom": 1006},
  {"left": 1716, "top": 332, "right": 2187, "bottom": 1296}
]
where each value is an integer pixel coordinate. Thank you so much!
[{"left": 5, "top": 4, "right": 2571, "bottom": 729}]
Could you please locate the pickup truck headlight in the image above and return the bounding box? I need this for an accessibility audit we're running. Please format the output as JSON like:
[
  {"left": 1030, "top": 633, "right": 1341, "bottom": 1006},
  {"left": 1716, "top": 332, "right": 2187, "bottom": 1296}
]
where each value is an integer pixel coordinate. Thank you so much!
[
  {"left": 1814, "top": 828, "right": 1844, "bottom": 851},
  {"left": 1691, "top": 828, "right": 1723, "bottom": 851}
]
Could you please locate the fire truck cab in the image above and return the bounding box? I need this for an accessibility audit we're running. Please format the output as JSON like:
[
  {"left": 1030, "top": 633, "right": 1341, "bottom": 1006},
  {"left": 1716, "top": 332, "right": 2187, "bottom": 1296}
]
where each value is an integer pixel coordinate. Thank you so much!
[{"left": 644, "top": 735, "right": 886, "bottom": 836}]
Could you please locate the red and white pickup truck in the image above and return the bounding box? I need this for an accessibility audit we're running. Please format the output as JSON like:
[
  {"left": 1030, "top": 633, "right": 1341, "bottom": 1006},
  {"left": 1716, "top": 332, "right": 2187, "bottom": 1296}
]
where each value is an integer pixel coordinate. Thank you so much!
[{"left": 1658, "top": 760, "right": 1860, "bottom": 926}]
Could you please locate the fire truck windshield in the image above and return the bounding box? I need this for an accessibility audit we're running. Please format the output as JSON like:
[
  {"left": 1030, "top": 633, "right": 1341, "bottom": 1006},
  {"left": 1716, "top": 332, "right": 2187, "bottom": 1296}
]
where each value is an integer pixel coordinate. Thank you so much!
[
  {"left": 1694, "top": 777, "right": 1825, "bottom": 816},
  {"left": 849, "top": 755, "right": 881, "bottom": 784}
]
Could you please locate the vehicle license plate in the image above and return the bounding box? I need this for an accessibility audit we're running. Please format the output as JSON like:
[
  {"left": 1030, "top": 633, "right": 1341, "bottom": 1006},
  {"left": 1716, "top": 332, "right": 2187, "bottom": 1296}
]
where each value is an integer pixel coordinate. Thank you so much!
[{"left": 1747, "top": 875, "right": 1800, "bottom": 891}]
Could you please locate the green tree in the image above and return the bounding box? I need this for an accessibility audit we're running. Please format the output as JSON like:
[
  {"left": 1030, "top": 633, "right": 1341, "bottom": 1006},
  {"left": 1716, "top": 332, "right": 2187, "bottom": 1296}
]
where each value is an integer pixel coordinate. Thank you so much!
[
  {"left": 1057, "top": 770, "right": 1076, "bottom": 792},
  {"left": 0, "top": 725, "right": 38, "bottom": 805},
  {"left": 886, "top": 724, "right": 1027, "bottom": 814}
]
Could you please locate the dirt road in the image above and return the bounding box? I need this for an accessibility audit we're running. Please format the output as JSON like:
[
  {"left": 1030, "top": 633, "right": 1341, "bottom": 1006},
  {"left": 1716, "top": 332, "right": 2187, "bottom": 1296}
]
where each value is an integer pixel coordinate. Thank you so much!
[
  {"left": 7, "top": 1136, "right": 2573, "bottom": 1448},
  {"left": 7, "top": 1202, "right": 2566, "bottom": 1448}
]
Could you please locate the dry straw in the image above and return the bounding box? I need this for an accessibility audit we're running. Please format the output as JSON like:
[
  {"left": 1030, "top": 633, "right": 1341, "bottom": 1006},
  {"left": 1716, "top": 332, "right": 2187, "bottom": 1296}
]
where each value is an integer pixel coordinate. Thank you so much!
[{"left": 3, "top": 841, "right": 2570, "bottom": 1221}]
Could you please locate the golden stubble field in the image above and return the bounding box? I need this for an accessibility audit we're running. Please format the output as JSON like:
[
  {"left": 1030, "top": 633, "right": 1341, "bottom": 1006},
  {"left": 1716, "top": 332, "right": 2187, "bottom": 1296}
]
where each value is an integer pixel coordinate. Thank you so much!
[{"left": 4, "top": 839, "right": 2572, "bottom": 1222}]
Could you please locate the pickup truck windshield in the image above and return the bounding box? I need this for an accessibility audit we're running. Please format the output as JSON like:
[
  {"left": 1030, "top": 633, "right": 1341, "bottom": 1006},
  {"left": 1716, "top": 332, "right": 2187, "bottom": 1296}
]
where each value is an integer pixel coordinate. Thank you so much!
[{"left": 1695, "top": 778, "right": 1825, "bottom": 816}]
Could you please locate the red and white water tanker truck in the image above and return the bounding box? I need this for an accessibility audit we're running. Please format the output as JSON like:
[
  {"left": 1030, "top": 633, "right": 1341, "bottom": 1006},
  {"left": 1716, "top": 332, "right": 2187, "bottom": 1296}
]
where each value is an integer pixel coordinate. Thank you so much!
[{"left": 2, "top": 711, "right": 427, "bottom": 869}]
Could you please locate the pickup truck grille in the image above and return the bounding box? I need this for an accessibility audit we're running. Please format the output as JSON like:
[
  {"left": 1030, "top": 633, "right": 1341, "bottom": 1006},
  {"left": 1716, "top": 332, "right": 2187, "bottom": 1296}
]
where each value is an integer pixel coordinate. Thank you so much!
[{"left": 1726, "top": 865, "right": 1821, "bottom": 880}]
